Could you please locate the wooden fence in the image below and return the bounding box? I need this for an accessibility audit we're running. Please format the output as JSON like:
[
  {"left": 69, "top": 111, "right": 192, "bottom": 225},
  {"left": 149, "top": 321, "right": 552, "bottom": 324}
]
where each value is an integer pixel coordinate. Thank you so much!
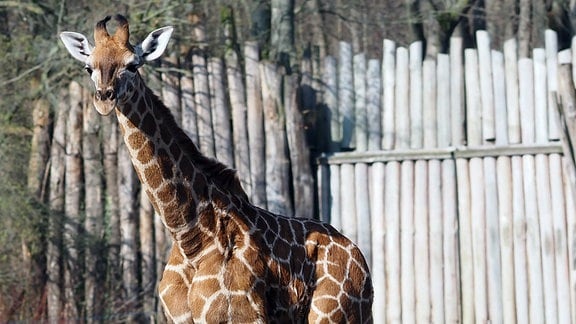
[
  {"left": 317, "top": 30, "right": 576, "bottom": 323},
  {"left": 29, "top": 29, "right": 576, "bottom": 322}
]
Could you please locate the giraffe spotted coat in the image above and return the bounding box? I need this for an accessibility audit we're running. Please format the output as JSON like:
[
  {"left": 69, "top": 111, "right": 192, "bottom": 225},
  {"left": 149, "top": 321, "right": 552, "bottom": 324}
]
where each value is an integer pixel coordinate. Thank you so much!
[{"left": 60, "top": 14, "right": 373, "bottom": 323}]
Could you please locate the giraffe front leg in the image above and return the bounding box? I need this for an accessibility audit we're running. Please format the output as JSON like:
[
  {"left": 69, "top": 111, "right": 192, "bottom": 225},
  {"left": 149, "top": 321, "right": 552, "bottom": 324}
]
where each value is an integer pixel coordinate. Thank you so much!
[{"left": 158, "top": 244, "right": 194, "bottom": 324}]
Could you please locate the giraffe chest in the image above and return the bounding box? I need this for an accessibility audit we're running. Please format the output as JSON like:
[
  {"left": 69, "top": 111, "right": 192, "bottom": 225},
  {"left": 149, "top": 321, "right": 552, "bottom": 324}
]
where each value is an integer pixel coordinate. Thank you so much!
[{"left": 182, "top": 223, "right": 317, "bottom": 322}]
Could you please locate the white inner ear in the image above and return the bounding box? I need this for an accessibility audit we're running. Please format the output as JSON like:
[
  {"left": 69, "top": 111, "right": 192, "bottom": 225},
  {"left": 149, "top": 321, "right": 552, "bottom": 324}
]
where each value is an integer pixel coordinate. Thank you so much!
[
  {"left": 140, "top": 26, "right": 174, "bottom": 61},
  {"left": 60, "top": 32, "right": 94, "bottom": 63}
]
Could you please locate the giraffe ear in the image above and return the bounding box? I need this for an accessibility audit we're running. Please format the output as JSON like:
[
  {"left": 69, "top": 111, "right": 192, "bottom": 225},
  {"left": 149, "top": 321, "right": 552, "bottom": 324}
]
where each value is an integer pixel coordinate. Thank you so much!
[
  {"left": 138, "top": 26, "right": 174, "bottom": 62},
  {"left": 60, "top": 32, "right": 94, "bottom": 63}
]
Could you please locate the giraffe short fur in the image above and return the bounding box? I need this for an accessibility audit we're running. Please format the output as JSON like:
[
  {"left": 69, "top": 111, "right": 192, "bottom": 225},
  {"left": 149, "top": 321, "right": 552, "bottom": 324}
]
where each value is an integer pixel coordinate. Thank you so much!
[{"left": 60, "top": 14, "right": 373, "bottom": 323}]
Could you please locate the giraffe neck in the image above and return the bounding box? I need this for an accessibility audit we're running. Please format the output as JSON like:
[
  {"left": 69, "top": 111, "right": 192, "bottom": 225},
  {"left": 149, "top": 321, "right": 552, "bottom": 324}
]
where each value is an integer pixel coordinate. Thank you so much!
[{"left": 115, "top": 73, "right": 248, "bottom": 236}]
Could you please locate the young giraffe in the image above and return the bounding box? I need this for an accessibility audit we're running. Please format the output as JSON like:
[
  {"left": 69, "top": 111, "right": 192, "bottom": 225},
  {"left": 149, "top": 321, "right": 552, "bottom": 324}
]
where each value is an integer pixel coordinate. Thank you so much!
[{"left": 60, "top": 15, "right": 373, "bottom": 323}]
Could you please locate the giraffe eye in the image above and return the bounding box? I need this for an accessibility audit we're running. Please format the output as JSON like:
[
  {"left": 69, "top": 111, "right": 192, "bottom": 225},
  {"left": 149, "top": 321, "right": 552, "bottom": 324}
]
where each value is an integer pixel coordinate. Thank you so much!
[
  {"left": 84, "top": 65, "right": 93, "bottom": 75},
  {"left": 126, "top": 63, "right": 138, "bottom": 73}
]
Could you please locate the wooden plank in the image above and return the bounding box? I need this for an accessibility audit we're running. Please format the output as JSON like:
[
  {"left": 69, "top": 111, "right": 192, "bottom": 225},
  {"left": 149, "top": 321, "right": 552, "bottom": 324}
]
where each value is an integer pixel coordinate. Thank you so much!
[
  {"left": 244, "top": 41, "right": 266, "bottom": 207},
  {"left": 284, "top": 75, "right": 314, "bottom": 217},
  {"left": 492, "top": 50, "right": 509, "bottom": 146},
  {"left": 523, "top": 155, "right": 545, "bottom": 323},
  {"left": 423, "top": 59, "right": 437, "bottom": 148},
  {"left": 442, "top": 159, "right": 460, "bottom": 323},
  {"left": 470, "top": 157, "right": 488, "bottom": 323},
  {"left": 496, "top": 156, "right": 516, "bottom": 324},
  {"left": 428, "top": 159, "right": 443, "bottom": 324},
  {"left": 484, "top": 157, "right": 503, "bottom": 323},
  {"left": 339, "top": 41, "right": 355, "bottom": 149},
  {"left": 519, "top": 58, "right": 535, "bottom": 143},
  {"left": 395, "top": 47, "right": 410, "bottom": 149},
  {"left": 354, "top": 53, "right": 368, "bottom": 151},
  {"left": 533, "top": 49, "right": 549, "bottom": 144},
  {"left": 546, "top": 30, "right": 560, "bottom": 140},
  {"left": 450, "top": 37, "right": 465, "bottom": 146},
  {"left": 329, "top": 164, "right": 341, "bottom": 231},
  {"left": 465, "top": 49, "right": 482, "bottom": 145},
  {"left": 456, "top": 158, "right": 474, "bottom": 324},
  {"left": 355, "top": 163, "right": 371, "bottom": 263},
  {"left": 369, "top": 162, "right": 386, "bottom": 324},
  {"left": 563, "top": 160, "right": 576, "bottom": 323},
  {"left": 321, "top": 143, "right": 563, "bottom": 164},
  {"left": 367, "top": 59, "right": 382, "bottom": 150},
  {"left": 557, "top": 53, "right": 576, "bottom": 193},
  {"left": 410, "top": 41, "right": 423, "bottom": 149},
  {"left": 385, "top": 161, "right": 401, "bottom": 322},
  {"left": 382, "top": 39, "right": 396, "bottom": 150},
  {"left": 535, "top": 153, "right": 559, "bottom": 323},
  {"left": 340, "top": 163, "right": 357, "bottom": 242},
  {"left": 400, "top": 160, "right": 415, "bottom": 323},
  {"left": 511, "top": 155, "right": 529, "bottom": 324},
  {"left": 322, "top": 56, "right": 339, "bottom": 151},
  {"left": 476, "top": 30, "right": 495, "bottom": 142},
  {"left": 437, "top": 54, "right": 451, "bottom": 147},
  {"left": 208, "top": 57, "right": 234, "bottom": 167},
  {"left": 504, "top": 39, "right": 521, "bottom": 144},
  {"left": 549, "top": 153, "right": 572, "bottom": 323},
  {"left": 414, "top": 160, "right": 430, "bottom": 323},
  {"left": 225, "top": 47, "right": 252, "bottom": 195}
]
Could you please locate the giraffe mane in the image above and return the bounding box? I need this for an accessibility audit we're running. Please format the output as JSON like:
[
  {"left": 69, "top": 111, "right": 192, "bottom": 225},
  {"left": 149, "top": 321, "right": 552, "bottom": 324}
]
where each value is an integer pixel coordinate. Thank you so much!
[{"left": 145, "top": 86, "right": 249, "bottom": 201}]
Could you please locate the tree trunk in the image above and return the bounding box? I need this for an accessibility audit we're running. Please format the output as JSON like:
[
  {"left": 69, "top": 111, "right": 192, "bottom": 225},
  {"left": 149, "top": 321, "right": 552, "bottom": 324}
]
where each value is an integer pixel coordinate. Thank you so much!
[
  {"left": 305, "top": 0, "right": 327, "bottom": 58},
  {"left": 82, "top": 86, "right": 104, "bottom": 323},
  {"left": 270, "top": 0, "right": 295, "bottom": 70},
  {"left": 117, "top": 141, "right": 141, "bottom": 320},
  {"left": 27, "top": 96, "right": 51, "bottom": 201},
  {"left": 47, "top": 88, "right": 68, "bottom": 322},
  {"left": 518, "top": 0, "right": 531, "bottom": 57},
  {"left": 161, "top": 54, "right": 182, "bottom": 125},
  {"left": 63, "top": 81, "right": 83, "bottom": 321},
  {"left": 139, "top": 192, "right": 155, "bottom": 319},
  {"left": 247, "top": 0, "right": 271, "bottom": 55},
  {"left": 101, "top": 115, "right": 121, "bottom": 310}
]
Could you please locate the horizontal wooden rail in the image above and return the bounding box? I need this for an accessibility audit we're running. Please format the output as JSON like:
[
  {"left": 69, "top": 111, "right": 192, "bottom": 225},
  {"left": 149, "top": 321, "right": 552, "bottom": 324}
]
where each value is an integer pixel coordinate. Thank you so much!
[{"left": 318, "top": 143, "right": 564, "bottom": 165}]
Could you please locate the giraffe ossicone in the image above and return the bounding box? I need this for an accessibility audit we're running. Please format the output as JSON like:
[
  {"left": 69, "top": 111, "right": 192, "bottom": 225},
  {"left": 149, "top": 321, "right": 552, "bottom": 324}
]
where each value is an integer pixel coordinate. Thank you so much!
[{"left": 60, "top": 14, "right": 373, "bottom": 323}]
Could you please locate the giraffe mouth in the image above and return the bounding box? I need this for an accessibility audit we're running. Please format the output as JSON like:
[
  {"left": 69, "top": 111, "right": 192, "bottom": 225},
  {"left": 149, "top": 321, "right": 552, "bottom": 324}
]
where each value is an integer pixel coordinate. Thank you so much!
[{"left": 93, "top": 97, "right": 117, "bottom": 116}]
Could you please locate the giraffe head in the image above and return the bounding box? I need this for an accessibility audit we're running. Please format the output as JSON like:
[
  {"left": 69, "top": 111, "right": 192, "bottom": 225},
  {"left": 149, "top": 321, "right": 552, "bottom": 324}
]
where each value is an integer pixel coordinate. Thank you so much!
[{"left": 59, "top": 15, "right": 173, "bottom": 115}]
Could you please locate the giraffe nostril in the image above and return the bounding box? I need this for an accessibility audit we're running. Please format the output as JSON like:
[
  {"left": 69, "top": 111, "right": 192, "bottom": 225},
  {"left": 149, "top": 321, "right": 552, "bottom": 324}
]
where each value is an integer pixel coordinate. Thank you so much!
[{"left": 106, "top": 89, "right": 115, "bottom": 100}]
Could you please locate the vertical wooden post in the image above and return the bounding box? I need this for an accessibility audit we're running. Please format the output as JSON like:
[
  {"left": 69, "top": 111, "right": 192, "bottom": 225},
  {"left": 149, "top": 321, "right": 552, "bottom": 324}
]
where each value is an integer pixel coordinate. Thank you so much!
[
  {"left": 381, "top": 39, "right": 396, "bottom": 150},
  {"left": 245, "top": 41, "right": 267, "bottom": 208},
  {"left": 369, "top": 162, "right": 386, "bottom": 323},
  {"left": 226, "top": 46, "right": 252, "bottom": 196},
  {"left": 208, "top": 58, "right": 234, "bottom": 167},
  {"left": 504, "top": 39, "right": 521, "bottom": 144},
  {"left": 284, "top": 75, "right": 314, "bottom": 217}
]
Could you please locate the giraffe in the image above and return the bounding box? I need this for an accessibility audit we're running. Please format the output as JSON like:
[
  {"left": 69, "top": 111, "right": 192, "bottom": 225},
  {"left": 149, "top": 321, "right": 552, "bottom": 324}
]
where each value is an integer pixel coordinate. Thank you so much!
[{"left": 60, "top": 15, "right": 373, "bottom": 323}]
